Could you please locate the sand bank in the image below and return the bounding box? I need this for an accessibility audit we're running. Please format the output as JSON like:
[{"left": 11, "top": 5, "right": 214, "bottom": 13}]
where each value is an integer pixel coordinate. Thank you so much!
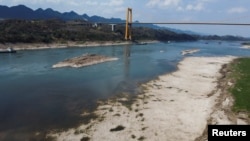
[
  {"left": 52, "top": 54, "right": 118, "bottom": 68},
  {"left": 241, "top": 45, "right": 250, "bottom": 49},
  {"left": 181, "top": 49, "right": 200, "bottom": 55},
  {"left": 48, "top": 56, "right": 245, "bottom": 141},
  {"left": 0, "top": 40, "right": 158, "bottom": 51}
]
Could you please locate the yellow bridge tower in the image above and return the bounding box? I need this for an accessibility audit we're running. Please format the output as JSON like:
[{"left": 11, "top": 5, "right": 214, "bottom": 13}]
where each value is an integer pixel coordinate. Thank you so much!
[{"left": 125, "top": 8, "right": 132, "bottom": 40}]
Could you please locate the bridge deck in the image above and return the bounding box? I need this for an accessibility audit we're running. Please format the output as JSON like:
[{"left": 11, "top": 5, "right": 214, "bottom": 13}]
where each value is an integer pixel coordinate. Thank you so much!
[{"left": 100, "top": 22, "right": 250, "bottom": 26}]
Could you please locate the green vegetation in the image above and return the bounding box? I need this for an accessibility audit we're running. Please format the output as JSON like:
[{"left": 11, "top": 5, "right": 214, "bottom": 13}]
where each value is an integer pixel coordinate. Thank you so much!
[
  {"left": 0, "top": 19, "right": 123, "bottom": 43},
  {"left": 197, "top": 35, "right": 249, "bottom": 41},
  {"left": 131, "top": 26, "right": 196, "bottom": 41},
  {"left": 230, "top": 58, "right": 250, "bottom": 113},
  {"left": 0, "top": 19, "right": 196, "bottom": 44}
]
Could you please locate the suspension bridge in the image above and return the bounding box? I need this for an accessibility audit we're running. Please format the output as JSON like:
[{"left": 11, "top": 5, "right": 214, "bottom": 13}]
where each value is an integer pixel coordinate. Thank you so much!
[
  {"left": 119, "top": 8, "right": 250, "bottom": 40},
  {"left": 94, "top": 8, "right": 250, "bottom": 40}
]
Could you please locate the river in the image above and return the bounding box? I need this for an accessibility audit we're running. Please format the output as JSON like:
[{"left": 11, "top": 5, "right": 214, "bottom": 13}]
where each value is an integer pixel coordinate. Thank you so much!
[{"left": 0, "top": 40, "right": 250, "bottom": 140}]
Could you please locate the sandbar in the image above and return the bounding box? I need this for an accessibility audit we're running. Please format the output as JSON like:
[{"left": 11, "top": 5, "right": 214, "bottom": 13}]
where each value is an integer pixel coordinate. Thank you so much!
[
  {"left": 181, "top": 49, "right": 200, "bottom": 55},
  {"left": 241, "top": 45, "right": 250, "bottom": 49},
  {"left": 52, "top": 54, "right": 118, "bottom": 68},
  {"left": 48, "top": 56, "right": 248, "bottom": 141}
]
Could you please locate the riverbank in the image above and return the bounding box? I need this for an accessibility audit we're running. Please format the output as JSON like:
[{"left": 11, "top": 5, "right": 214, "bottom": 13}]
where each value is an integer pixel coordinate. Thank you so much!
[
  {"left": 48, "top": 56, "right": 248, "bottom": 141},
  {"left": 0, "top": 40, "right": 158, "bottom": 51}
]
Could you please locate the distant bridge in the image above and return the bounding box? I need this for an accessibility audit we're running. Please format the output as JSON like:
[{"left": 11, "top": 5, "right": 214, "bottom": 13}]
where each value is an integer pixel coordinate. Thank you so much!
[
  {"left": 100, "top": 22, "right": 250, "bottom": 26},
  {"left": 131, "top": 22, "right": 250, "bottom": 26},
  {"left": 95, "top": 8, "right": 250, "bottom": 40},
  {"left": 122, "top": 8, "right": 250, "bottom": 40}
]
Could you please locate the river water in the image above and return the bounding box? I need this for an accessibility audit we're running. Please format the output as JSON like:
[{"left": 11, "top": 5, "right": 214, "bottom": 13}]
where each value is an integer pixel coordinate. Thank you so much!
[{"left": 0, "top": 40, "right": 250, "bottom": 139}]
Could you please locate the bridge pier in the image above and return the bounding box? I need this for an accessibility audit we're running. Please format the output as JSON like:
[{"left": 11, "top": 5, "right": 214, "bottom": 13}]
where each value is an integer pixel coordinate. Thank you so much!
[
  {"left": 125, "top": 8, "right": 132, "bottom": 40},
  {"left": 110, "top": 24, "right": 116, "bottom": 32}
]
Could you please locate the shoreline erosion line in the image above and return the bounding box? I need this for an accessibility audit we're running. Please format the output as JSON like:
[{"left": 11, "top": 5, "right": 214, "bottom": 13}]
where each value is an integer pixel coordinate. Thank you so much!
[
  {"left": 48, "top": 56, "right": 247, "bottom": 141},
  {"left": 0, "top": 40, "right": 159, "bottom": 51}
]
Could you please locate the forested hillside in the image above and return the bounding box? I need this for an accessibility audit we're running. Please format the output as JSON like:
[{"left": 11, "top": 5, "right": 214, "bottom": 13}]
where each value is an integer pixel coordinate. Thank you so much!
[{"left": 0, "top": 19, "right": 197, "bottom": 43}]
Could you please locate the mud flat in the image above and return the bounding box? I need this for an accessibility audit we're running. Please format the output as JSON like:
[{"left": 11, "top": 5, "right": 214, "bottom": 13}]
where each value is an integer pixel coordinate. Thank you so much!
[
  {"left": 52, "top": 54, "right": 118, "bottom": 68},
  {"left": 48, "top": 56, "right": 244, "bottom": 141}
]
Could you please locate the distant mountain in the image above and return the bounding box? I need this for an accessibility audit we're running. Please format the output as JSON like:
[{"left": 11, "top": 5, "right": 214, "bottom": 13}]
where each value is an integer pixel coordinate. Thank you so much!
[
  {"left": 0, "top": 5, "right": 35, "bottom": 19},
  {"left": 159, "top": 26, "right": 205, "bottom": 35},
  {"left": 132, "top": 22, "right": 203, "bottom": 35},
  {"left": 0, "top": 5, "right": 125, "bottom": 22}
]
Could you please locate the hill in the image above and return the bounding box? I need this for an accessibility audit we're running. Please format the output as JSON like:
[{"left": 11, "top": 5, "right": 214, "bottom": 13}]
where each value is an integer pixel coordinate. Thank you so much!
[
  {"left": 0, "top": 19, "right": 197, "bottom": 44},
  {"left": 0, "top": 5, "right": 124, "bottom": 22}
]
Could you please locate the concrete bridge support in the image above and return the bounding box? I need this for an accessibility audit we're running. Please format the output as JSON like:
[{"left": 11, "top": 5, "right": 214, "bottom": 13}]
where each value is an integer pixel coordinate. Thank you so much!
[{"left": 125, "top": 8, "right": 132, "bottom": 40}]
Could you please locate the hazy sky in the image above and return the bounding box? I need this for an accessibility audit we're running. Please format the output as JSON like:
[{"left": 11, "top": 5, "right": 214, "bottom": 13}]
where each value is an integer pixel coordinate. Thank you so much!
[{"left": 1, "top": 0, "right": 250, "bottom": 37}]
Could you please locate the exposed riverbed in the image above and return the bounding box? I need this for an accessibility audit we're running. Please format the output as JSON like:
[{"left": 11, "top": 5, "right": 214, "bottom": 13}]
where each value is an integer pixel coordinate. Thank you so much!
[{"left": 0, "top": 40, "right": 250, "bottom": 140}]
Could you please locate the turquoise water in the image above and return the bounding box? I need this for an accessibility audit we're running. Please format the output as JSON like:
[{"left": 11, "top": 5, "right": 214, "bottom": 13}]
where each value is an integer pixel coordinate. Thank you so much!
[{"left": 0, "top": 41, "right": 250, "bottom": 139}]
